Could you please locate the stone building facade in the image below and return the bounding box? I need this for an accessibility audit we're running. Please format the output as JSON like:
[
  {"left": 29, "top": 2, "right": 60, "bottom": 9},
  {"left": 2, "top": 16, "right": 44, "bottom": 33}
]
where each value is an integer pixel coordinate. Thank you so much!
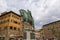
[
  {"left": 23, "top": 22, "right": 35, "bottom": 40},
  {"left": 43, "top": 20, "right": 60, "bottom": 40},
  {"left": 35, "top": 29, "right": 44, "bottom": 40},
  {"left": 35, "top": 30, "right": 40, "bottom": 40}
]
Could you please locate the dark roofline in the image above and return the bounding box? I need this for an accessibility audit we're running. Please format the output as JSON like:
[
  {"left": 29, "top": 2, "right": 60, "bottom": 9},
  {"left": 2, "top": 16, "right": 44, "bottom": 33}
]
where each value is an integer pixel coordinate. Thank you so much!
[
  {"left": 43, "top": 20, "right": 60, "bottom": 26},
  {"left": 0, "top": 11, "right": 22, "bottom": 17}
]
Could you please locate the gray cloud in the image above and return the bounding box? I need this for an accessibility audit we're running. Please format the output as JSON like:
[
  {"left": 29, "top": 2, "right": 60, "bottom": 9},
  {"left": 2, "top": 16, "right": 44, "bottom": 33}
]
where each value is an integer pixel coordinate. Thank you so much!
[
  {"left": 0, "top": 0, "right": 60, "bottom": 29},
  {"left": 0, "top": 0, "right": 8, "bottom": 13}
]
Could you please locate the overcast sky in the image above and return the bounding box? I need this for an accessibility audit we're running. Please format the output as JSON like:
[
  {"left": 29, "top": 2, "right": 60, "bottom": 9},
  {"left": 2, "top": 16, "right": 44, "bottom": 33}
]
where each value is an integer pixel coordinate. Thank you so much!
[{"left": 0, "top": 0, "right": 60, "bottom": 29}]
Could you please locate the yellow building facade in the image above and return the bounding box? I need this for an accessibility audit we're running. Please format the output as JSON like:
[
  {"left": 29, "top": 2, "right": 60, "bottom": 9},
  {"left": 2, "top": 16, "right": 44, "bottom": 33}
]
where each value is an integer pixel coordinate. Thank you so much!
[{"left": 0, "top": 11, "right": 23, "bottom": 40}]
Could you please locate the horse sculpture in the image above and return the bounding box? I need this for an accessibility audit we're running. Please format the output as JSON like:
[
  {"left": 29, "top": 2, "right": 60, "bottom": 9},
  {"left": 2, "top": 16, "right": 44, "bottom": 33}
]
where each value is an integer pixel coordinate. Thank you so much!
[{"left": 19, "top": 9, "right": 34, "bottom": 27}]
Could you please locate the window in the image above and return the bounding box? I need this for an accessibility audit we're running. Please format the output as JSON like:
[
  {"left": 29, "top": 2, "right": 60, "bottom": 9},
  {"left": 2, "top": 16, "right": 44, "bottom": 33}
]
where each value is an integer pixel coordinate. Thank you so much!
[
  {"left": 11, "top": 20, "right": 20, "bottom": 25},
  {"left": 18, "top": 28, "right": 20, "bottom": 31},
  {"left": 7, "top": 19, "right": 9, "bottom": 22},
  {"left": 23, "top": 32, "right": 27, "bottom": 39},
  {"left": 20, "top": 18, "right": 21, "bottom": 20},
  {"left": 10, "top": 26, "right": 13, "bottom": 30},
  {"left": 0, "top": 27, "right": 1, "bottom": 31},
  {"left": 30, "top": 32, "right": 35, "bottom": 39},
  {"left": 14, "top": 21, "right": 17, "bottom": 24},
  {"left": 20, "top": 39, "right": 22, "bottom": 40},
  {"left": 11, "top": 20, "right": 17, "bottom": 24},
  {"left": 0, "top": 19, "right": 9, "bottom": 24},
  {"left": 0, "top": 21, "right": 2, "bottom": 24},
  {"left": 11, "top": 20, "right": 14, "bottom": 22},
  {"left": 18, "top": 22, "right": 20, "bottom": 25},
  {"left": 9, "top": 38, "right": 14, "bottom": 40},
  {"left": 12, "top": 15, "right": 19, "bottom": 19},
  {"left": 8, "top": 14, "right": 10, "bottom": 17},
  {"left": 14, "top": 27, "right": 16, "bottom": 30},
  {"left": 4, "top": 26, "right": 8, "bottom": 30},
  {"left": 0, "top": 37, "right": 5, "bottom": 40}
]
